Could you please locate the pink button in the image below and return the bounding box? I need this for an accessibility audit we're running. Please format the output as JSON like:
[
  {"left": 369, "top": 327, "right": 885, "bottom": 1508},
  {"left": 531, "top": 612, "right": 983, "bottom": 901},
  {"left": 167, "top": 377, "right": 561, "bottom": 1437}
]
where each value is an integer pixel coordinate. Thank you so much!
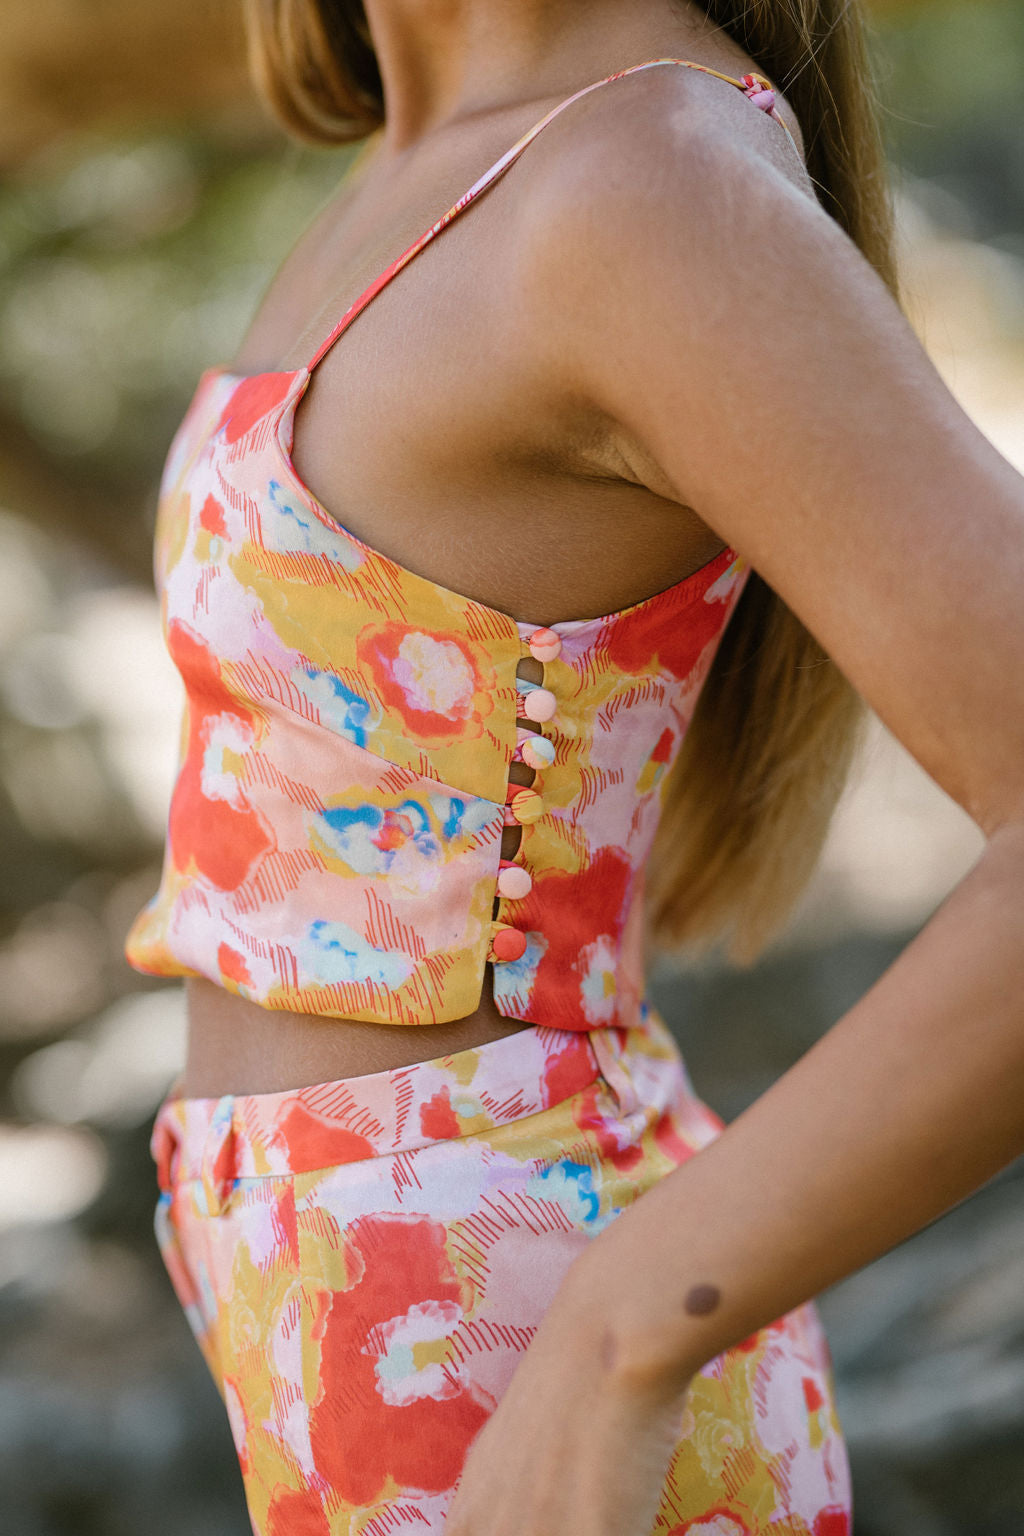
[
  {"left": 528, "top": 627, "right": 561, "bottom": 663},
  {"left": 521, "top": 687, "right": 557, "bottom": 723},
  {"left": 491, "top": 926, "right": 527, "bottom": 962},
  {"left": 520, "top": 734, "right": 555, "bottom": 771},
  {"left": 497, "top": 863, "right": 532, "bottom": 900}
]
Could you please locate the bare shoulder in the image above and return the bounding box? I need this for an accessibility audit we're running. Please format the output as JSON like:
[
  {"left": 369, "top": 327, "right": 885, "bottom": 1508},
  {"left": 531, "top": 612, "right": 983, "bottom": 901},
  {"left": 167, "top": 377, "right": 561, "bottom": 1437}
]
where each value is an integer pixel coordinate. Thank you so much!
[
  {"left": 510, "top": 55, "right": 830, "bottom": 387},
  {"left": 509, "top": 57, "right": 1024, "bottom": 839},
  {"left": 514, "top": 56, "right": 814, "bottom": 250}
]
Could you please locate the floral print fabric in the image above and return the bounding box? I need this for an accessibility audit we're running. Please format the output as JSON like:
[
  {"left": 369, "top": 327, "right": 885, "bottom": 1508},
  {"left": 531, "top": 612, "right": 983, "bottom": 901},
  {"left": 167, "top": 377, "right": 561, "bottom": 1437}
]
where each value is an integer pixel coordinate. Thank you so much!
[
  {"left": 152, "top": 1004, "right": 852, "bottom": 1534},
  {"left": 121, "top": 355, "right": 750, "bottom": 1028},
  {"left": 118, "top": 56, "right": 779, "bottom": 1031}
]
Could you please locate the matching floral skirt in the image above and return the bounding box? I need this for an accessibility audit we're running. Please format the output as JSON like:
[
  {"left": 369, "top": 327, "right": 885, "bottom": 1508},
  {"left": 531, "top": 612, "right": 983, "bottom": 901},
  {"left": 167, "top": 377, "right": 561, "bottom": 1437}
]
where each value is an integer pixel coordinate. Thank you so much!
[{"left": 151, "top": 1002, "right": 852, "bottom": 1534}]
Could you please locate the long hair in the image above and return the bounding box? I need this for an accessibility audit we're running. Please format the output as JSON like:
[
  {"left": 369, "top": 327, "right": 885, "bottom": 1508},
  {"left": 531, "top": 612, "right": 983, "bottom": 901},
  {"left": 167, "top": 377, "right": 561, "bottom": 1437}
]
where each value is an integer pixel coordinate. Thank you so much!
[{"left": 241, "top": 0, "right": 898, "bottom": 965}]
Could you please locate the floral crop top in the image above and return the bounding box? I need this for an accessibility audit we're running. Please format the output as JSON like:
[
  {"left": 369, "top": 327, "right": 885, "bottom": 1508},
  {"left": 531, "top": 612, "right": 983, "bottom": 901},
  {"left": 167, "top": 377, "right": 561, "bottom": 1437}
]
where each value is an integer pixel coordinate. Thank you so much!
[{"left": 124, "top": 58, "right": 795, "bottom": 1031}]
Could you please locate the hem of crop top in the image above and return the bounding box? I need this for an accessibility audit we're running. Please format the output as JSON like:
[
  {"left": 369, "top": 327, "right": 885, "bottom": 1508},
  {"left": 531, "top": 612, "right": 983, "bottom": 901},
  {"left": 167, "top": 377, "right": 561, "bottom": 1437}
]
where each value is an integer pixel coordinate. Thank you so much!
[{"left": 199, "top": 362, "right": 743, "bottom": 633}]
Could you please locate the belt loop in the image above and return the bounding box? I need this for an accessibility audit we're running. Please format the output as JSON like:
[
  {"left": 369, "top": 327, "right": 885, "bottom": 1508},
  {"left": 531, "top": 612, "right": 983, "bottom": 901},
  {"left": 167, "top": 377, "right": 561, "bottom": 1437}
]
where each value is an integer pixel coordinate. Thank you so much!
[
  {"left": 200, "top": 1094, "right": 238, "bottom": 1217},
  {"left": 151, "top": 1106, "right": 179, "bottom": 1196},
  {"left": 590, "top": 1025, "right": 640, "bottom": 1117}
]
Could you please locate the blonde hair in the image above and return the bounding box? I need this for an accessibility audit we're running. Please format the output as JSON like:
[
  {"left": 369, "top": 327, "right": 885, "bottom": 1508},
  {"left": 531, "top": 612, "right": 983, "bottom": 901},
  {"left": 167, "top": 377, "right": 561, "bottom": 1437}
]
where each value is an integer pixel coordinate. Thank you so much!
[{"left": 241, "top": 0, "right": 900, "bottom": 965}]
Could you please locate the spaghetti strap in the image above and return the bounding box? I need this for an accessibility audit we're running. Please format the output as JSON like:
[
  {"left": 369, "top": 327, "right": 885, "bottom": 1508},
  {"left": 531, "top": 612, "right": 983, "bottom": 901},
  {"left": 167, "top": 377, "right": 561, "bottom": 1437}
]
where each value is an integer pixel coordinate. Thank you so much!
[{"left": 305, "top": 57, "right": 798, "bottom": 374}]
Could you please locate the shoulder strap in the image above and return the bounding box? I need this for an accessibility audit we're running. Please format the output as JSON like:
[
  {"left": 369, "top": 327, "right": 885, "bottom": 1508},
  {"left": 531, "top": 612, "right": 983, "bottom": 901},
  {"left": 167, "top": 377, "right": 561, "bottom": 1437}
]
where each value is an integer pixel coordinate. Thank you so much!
[{"left": 306, "top": 57, "right": 797, "bottom": 373}]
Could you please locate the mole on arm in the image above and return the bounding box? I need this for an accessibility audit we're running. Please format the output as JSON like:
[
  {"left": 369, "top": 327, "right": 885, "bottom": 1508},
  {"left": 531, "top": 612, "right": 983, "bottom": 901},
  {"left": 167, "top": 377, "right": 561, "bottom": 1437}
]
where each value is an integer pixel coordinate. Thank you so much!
[{"left": 683, "top": 1283, "right": 721, "bottom": 1317}]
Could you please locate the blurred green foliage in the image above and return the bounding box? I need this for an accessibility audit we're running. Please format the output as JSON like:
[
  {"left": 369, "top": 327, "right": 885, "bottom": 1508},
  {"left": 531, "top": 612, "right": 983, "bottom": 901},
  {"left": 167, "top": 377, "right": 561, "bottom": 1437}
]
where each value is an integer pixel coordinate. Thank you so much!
[
  {"left": 0, "top": 0, "right": 1020, "bottom": 577},
  {"left": 0, "top": 133, "right": 352, "bottom": 577},
  {"left": 876, "top": 0, "right": 1024, "bottom": 249}
]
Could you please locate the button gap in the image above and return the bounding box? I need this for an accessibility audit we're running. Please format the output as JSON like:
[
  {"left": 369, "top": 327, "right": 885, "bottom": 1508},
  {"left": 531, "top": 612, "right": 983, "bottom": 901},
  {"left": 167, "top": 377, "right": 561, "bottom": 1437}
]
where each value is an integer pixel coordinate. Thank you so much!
[
  {"left": 489, "top": 638, "right": 558, "bottom": 963},
  {"left": 493, "top": 653, "right": 546, "bottom": 917}
]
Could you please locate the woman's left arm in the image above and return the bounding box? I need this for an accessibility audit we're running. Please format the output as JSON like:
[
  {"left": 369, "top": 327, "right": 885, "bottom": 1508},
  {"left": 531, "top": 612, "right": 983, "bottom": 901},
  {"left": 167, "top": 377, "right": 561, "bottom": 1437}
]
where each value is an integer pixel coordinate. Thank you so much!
[{"left": 447, "top": 91, "right": 1024, "bottom": 1535}]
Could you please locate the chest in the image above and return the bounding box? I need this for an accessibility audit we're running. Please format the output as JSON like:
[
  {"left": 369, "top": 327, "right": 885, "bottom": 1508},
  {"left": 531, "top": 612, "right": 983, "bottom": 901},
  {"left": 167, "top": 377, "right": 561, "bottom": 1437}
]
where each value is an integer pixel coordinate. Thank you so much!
[{"left": 228, "top": 149, "right": 724, "bottom": 627}]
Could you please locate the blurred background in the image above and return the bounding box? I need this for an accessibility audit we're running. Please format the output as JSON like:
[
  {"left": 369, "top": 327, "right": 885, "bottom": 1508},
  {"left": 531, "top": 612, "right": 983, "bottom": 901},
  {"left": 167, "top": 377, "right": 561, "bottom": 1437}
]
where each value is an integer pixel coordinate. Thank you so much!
[{"left": 0, "top": 0, "right": 1021, "bottom": 1531}]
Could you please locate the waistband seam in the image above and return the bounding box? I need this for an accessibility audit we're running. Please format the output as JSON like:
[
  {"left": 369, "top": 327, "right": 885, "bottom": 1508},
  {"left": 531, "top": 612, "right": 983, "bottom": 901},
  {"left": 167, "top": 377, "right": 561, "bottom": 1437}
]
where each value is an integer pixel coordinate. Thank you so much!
[
  {"left": 165, "top": 1073, "right": 622, "bottom": 1187},
  {"left": 154, "top": 1013, "right": 668, "bottom": 1189}
]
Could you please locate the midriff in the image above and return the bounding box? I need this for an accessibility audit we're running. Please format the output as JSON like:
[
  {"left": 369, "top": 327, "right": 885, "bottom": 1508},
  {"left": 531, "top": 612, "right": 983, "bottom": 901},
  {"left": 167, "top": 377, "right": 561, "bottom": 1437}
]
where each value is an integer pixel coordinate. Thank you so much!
[{"left": 182, "top": 976, "right": 534, "bottom": 1098}]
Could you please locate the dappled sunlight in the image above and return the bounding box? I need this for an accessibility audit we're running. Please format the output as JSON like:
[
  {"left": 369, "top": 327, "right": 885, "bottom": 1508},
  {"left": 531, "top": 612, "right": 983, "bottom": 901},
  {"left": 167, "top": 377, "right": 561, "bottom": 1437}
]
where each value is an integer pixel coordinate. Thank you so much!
[
  {"left": 12, "top": 988, "right": 186, "bottom": 1129},
  {"left": 0, "top": 511, "right": 51, "bottom": 647},
  {"left": 0, "top": 902, "right": 107, "bottom": 1040},
  {"left": 0, "top": 130, "right": 348, "bottom": 486},
  {"left": 791, "top": 713, "right": 986, "bottom": 946},
  {"left": 0, "top": 1122, "right": 107, "bottom": 1230},
  {"left": 62, "top": 588, "right": 184, "bottom": 837},
  {"left": 0, "top": 513, "right": 182, "bottom": 846},
  {"left": 895, "top": 178, "right": 1024, "bottom": 474}
]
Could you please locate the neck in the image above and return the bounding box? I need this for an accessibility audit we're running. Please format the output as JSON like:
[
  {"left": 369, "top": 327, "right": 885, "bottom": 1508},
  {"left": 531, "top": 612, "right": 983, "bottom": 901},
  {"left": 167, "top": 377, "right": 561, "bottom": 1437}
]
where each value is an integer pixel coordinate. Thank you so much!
[{"left": 361, "top": 0, "right": 718, "bottom": 150}]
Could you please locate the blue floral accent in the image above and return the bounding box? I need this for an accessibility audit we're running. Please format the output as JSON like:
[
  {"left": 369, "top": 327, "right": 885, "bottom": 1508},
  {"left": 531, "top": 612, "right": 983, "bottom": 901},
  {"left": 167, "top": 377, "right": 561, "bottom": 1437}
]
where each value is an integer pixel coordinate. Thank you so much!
[
  {"left": 293, "top": 665, "right": 375, "bottom": 746},
  {"left": 440, "top": 798, "right": 467, "bottom": 840},
  {"left": 315, "top": 801, "right": 440, "bottom": 872},
  {"left": 267, "top": 478, "right": 365, "bottom": 568},
  {"left": 299, "top": 919, "right": 414, "bottom": 988},
  {"left": 530, "top": 1159, "right": 602, "bottom": 1225}
]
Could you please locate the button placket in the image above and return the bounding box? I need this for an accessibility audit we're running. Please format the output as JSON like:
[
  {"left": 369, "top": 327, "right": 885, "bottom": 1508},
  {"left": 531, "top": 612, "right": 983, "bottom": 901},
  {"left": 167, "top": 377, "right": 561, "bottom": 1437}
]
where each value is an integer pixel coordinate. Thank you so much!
[{"left": 488, "top": 627, "right": 562, "bottom": 966}]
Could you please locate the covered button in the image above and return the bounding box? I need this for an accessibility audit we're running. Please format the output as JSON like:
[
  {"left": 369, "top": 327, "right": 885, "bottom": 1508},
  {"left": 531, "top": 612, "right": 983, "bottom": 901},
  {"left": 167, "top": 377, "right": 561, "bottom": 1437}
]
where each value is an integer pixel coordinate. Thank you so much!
[
  {"left": 509, "top": 788, "right": 545, "bottom": 824},
  {"left": 497, "top": 862, "right": 532, "bottom": 899},
  {"left": 520, "top": 733, "right": 555, "bottom": 770},
  {"left": 491, "top": 925, "right": 527, "bottom": 962},
  {"left": 520, "top": 686, "right": 557, "bottom": 723},
  {"left": 528, "top": 627, "right": 561, "bottom": 662}
]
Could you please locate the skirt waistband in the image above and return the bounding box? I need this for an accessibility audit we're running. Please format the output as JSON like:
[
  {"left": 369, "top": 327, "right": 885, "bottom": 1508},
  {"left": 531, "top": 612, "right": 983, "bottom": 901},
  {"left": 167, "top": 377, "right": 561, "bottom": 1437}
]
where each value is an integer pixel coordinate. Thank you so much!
[{"left": 150, "top": 1012, "right": 689, "bottom": 1203}]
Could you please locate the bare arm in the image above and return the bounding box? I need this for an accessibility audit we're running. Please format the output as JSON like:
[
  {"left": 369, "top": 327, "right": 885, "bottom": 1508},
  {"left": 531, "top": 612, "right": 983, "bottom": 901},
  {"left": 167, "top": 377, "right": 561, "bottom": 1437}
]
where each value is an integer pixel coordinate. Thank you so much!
[
  {"left": 446, "top": 85, "right": 1024, "bottom": 1536},
  {"left": 520, "top": 91, "right": 1024, "bottom": 1388}
]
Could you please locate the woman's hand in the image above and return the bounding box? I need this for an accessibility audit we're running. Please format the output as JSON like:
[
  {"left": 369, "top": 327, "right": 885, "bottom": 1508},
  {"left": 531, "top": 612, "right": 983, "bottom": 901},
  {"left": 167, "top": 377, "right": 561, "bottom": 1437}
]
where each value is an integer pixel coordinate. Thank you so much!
[{"left": 445, "top": 1266, "right": 694, "bottom": 1536}]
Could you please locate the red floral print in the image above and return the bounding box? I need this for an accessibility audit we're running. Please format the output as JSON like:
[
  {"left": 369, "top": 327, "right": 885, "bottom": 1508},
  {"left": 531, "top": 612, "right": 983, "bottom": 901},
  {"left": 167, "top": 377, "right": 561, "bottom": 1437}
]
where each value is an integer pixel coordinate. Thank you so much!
[
  {"left": 165, "top": 619, "right": 273, "bottom": 890},
  {"left": 308, "top": 1215, "right": 491, "bottom": 1506},
  {"left": 602, "top": 578, "right": 734, "bottom": 681},
  {"left": 357, "top": 620, "right": 496, "bottom": 743},
  {"left": 266, "top": 1484, "right": 330, "bottom": 1536},
  {"left": 420, "top": 1085, "right": 460, "bottom": 1139},
  {"left": 218, "top": 372, "right": 292, "bottom": 444},
  {"left": 278, "top": 1100, "right": 375, "bottom": 1169}
]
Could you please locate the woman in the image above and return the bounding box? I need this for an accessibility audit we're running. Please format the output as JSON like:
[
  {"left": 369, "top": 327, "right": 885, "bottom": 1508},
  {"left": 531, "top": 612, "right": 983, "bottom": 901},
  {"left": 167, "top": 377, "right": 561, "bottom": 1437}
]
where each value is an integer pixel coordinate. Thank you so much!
[{"left": 124, "top": 0, "right": 1024, "bottom": 1531}]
